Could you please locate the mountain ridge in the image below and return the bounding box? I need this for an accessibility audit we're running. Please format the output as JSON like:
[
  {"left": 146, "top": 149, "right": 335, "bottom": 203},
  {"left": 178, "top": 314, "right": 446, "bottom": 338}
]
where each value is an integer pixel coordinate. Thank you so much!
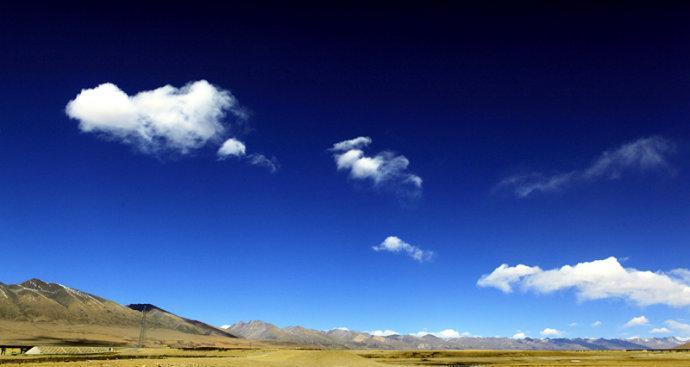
[
  {"left": 0, "top": 278, "right": 243, "bottom": 347},
  {"left": 1, "top": 278, "right": 685, "bottom": 350},
  {"left": 223, "top": 320, "right": 685, "bottom": 350}
]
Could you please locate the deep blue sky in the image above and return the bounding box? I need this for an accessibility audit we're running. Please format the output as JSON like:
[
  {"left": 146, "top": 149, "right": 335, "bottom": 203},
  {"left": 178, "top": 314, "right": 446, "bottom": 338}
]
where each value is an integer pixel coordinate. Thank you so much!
[{"left": 2, "top": 2, "right": 690, "bottom": 339}]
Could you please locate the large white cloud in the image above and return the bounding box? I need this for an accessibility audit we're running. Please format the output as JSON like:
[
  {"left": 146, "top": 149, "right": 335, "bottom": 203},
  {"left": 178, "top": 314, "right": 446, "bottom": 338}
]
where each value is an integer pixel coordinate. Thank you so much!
[
  {"left": 66, "top": 80, "right": 245, "bottom": 154},
  {"left": 331, "top": 136, "right": 422, "bottom": 196},
  {"left": 373, "top": 236, "right": 434, "bottom": 262},
  {"left": 498, "top": 136, "right": 675, "bottom": 198},
  {"left": 478, "top": 257, "right": 690, "bottom": 307}
]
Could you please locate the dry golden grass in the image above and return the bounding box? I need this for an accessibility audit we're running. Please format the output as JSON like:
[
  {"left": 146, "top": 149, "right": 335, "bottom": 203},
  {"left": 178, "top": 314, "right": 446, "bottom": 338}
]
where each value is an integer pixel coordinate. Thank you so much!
[
  {"left": 2, "top": 349, "right": 690, "bottom": 367},
  {"left": 0, "top": 320, "right": 267, "bottom": 349},
  {"left": 358, "top": 349, "right": 690, "bottom": 366}
]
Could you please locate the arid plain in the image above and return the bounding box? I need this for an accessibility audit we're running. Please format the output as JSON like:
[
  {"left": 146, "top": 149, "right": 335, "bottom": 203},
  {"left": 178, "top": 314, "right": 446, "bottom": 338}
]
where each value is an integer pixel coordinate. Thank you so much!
[{"left": 3, "top": 349, "right": 690, "bottom": 367}]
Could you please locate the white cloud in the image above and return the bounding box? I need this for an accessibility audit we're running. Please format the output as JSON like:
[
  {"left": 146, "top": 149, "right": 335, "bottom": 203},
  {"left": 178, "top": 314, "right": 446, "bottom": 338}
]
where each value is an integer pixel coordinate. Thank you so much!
[
  {"left": 247, "top": 153, "right": 279, "bottom": 173},
  {"left": 369, "top": 329, "right": 398, "bottom": 337},
  {"left": 650, "top": 327, "right": 671, "bottom": 334},
  {"left": 411, "top": 329, "right": 467, "bottom": 339},
  {"left": 568, "top": 322, "right": 578, "bottom": 327},
  {"left": 331, "top": 137, "right": 422, "bottom": 196},
  {"left": 498, "top": 136, "right": 675, "bottom": 198},
  {"left": 220, "top": 324, "right": 231, "bottom": 329},
  {"left": 476, "top": 264, "right": 541, "bottom": 293},
  {"left": 624, "top": 316, "right": 649, "bottom": 328},
  {"left": 665, "top": 320, "right": 690, "bottom": 335},
  {"left": 217, "top": 138, "right": 246, "bottom": 158},
  {"left": 541, "top": 328, "right": 562, "bottom": 337},
  {"left": 66, "top": 80, "right": 246, "bottom": 154},
  {"left": 373, "top": 236, "right": 434, "bottom": 262},
  {"left": 477, "top": 257, "right": 690, "bottom": 307},
  {"left": 591, "top": 321, "right": 603, "bottom": 327},
  {"left": 512, "top": 331, "right": 527, "bottom": 339},
  {"left": 331, "top": 136, "right": 372, "bottom": 152}
]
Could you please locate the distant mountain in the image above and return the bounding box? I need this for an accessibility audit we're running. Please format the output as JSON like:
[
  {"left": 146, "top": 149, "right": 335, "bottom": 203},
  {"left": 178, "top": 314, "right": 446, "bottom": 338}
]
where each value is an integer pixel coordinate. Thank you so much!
[
  {"left": 223, "top": 320, "right": 685, "bottom": 350},
  {"left": 0, "top": 279, "right": 242, "bottom": 347},
  {"left": 675, "top": 341, "right": 690, "bottom": 349},
  {"left": 1, "top": 279, "right": 685, "bottom": 350},
  {"left": 626, "top": 337, "right": 685, "bottom": 350}
]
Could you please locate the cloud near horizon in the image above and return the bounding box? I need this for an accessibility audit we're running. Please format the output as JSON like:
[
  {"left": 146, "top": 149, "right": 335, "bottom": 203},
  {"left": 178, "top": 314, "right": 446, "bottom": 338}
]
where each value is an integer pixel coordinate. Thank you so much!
[
  {"left": 368, "top": 329, "right": 399, "bottom": 337},
  {"left": 498, "top": 136, "right": 675, "bottom": 197},
  {"left": 665, "top": 320, "right": 690, "bottom": 334},
  {"left": 477, "top": 257, "right": 690, "bottom": 307},
  {"left": 624, "top": 316, "right": 649, "bottom": 328},
  {"left": 512, "top": 331, "right": 527, "bottom": 339},
  {"left": 373, "top": 236, "right": 434, "bottom": 262},
  {"left": 331, "top": 136, "right": 422, "bottom": 197},
  {"left": 410, "top": 329, "right": 468, "bottom": 339},
  {"left": 540, "top": 328, "right": 562, "bottom": 337}
]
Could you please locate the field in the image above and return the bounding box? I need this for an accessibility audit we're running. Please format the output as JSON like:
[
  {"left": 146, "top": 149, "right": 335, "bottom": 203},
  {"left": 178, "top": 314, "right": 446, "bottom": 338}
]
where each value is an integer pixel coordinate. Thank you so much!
[
  {"left": 2, "top": 348, "right": 690, "bottom": 367},
  {"left": 0, "top": 320, "right": 267, "bottom": 349}
]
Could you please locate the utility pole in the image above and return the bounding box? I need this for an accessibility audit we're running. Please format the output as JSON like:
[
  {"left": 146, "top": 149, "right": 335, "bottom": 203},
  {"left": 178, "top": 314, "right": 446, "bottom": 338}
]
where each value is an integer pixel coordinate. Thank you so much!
[{"left": 137, "top": 308, "right": 147, "bottom": 348}]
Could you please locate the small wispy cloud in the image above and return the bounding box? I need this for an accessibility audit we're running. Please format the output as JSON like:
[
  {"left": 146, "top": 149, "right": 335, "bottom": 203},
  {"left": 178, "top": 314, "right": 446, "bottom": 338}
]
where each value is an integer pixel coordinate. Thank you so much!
[
  {"left": 624, "top": 316, "right": 649, "bottom": 328},
  {"left": 650, "top": 327, "right": 671, "bottom": 334},
  {"left": 591, "top": 320, "right": 603, "bottom": 327},
  {"left": 478, "top": 257, "right": 690, "bottom": 307},
  {"left": 373, "top": 236, "right": 434, "bottom": 262},
  {"left": 665, "top": 320, "right": 690, "bottom": 335},
  {"left": 331, "top": 136, "right": 422, "bottom": 197},
  {"left": 246, "top": 153, "right": 279, "bottom": 173},
  {"left": 368, "top": 329, "right": 398, "bottom": 337},
  {"left": 497, "top": 136, "right": 675, "bottom": 198}
]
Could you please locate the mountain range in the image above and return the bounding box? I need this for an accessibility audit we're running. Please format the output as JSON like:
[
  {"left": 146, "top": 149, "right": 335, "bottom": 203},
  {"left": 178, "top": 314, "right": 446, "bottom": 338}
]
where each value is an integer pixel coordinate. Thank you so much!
[
  {"left": 0, "top": 279, "right": 250, "bottom": 348},
  {"left": 0, "top": 279, "right": 685, "bottom": 350},
  {"left": 223, "top": 320, "right": 686, "bottom": 350}
]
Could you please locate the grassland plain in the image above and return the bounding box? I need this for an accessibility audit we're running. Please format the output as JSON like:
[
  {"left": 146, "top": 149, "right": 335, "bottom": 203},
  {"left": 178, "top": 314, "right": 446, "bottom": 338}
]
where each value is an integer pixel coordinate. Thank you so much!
[{"left": 2, "top": 349, "right": 690, "bottom": 367}]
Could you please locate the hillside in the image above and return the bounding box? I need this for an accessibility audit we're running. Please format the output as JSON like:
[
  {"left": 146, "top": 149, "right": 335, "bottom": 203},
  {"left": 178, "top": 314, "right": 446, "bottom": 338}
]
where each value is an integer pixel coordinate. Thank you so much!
[{"left": 0, "top": 279, "right": 244, "bottom": 348}]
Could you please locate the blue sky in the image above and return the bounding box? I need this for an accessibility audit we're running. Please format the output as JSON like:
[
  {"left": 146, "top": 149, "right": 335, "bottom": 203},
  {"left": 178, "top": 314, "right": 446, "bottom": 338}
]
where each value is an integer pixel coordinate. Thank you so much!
[{"left": 2, "top": 2, "right": 690, "bottom": 339}]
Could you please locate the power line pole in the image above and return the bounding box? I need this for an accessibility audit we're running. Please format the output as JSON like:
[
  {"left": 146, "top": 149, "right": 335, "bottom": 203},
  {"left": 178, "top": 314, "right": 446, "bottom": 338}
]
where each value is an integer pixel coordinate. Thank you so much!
[{"left": 138, "top": 308, "right": 147, "bottom": 348}]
